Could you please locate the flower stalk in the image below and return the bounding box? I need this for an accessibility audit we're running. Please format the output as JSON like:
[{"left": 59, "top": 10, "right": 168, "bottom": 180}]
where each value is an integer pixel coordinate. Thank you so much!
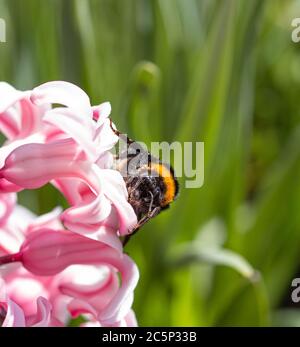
[{"left": 0, "top": 252, "right": 22, "bottom": 266}]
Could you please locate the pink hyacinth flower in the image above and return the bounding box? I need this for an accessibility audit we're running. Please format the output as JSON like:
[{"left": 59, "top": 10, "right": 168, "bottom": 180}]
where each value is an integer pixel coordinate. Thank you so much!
[
  {"left": 0, "top": 279, "right": 55, "bottom": 327},
  {"left": 18, "top": 229, "right": 139, "bottom": 324},
  {"left": 0, "top": 196, "right": 138, "bottom": 326},
  {"left": 0, "top": 80, "right": 140, "bottom": 327},
  {"left": 0, "top": 81, "right": 137, "bottom": 237}
]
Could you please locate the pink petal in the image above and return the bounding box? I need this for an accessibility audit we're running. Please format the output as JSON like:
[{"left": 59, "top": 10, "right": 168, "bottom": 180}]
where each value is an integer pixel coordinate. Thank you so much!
[
  {"left": 96, "top": 151, "right": 114, "bottom": 169},
  {"left": 0, "top": 133, "right": 45, "bottom": 169},
  {"left": 0, "top": 192, "right": 16, "bottom": 226},
  {"left": 29, "top": 297, "right": 52, "bottom": 327},
  {"left": 62, "top": 225, "right": 123, "bottom": 252},
  {"left": 20, "top": 229, "right": 114, "bottom": 275},
  {"left": 18, "top": 98, "right": 43, "bottom": 139},
  {"left": 58, "top": 265, "right": 119, "bottom": 312},
  {"left": 0, "top": 279, "right": 26, "bottom": 327},
  {"left": 0, "top": 108, "right": 20, "bottom": 140},
  {"left": 5, "top": 272, "right": 47, "bottom": 317},
  {"left": 27, "top": 207, "right": 63, "bottom": 234},
  {"left": 44, "top": 107, "right": 97, "bottom": 161},
  {"left": 0, "top": 85, "right": 44, "bottom": 140},
  {"left": 0, "top": 82, "right": 29, "bottom": 114},
  {"left": 109, "top": 309, "right": 137, "bottom": 327},
  {"left": 0, "top": 139, "right": 97, "bottom": 190},
  {"left": 61, "top": 192, "right": 111, "bottom": 226},
  {"left": 31, "top": 81, "right": 92, "bottom": 118},
  {"left": 93, "top": 118, "right": 119, "bottom": 156},
  {"left": 96, "top": 168, "right": 137, "bottom": 235},
  {"left": 1, "top": 300, "right": 26, "bottom": 327},
  {"left": 52, "top": 178, "right": 88, "bottom": 206},
  {"left": 0, "top": 227, "right": 23, "bottom": 254},
  {"left": 92, "top": 102, "right": 111, "bottom": 123},
  {"left": 67, "top": 298, "right": 98, "bottom": 319},
  {"left": 124, "top": 309, "right": 138, "bottom": 327},
  {"left": 0, "top": 178, "right": 23, "bottom": 193}
]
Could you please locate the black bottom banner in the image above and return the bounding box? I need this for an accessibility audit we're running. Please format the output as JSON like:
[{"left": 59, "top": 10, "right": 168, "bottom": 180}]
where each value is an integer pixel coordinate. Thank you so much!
[{"left": 0, "top": 327, "right": 299, "bottom": 345}]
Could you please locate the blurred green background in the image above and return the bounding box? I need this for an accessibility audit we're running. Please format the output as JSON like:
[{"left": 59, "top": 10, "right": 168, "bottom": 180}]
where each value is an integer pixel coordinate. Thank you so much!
[{"left": 1, "top": 0, "right": 300, "bottom": 326}]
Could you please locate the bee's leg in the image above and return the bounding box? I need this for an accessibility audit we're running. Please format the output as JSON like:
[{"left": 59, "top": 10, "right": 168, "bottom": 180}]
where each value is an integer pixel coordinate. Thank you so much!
[
  {"left": 148, "top": 191, "right": 154, "bottom": 214},
  {"left": 122, "top": 207, "right": 161, "bottom": 246},
  {"left": 136, "top": 206, "right": 161, "bottom": 230}
]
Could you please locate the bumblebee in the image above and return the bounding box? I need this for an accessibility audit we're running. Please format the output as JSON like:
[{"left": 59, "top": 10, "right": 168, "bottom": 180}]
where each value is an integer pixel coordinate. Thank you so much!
[{"left": 110, "top": 120, "right": 179, "bottom": 245}]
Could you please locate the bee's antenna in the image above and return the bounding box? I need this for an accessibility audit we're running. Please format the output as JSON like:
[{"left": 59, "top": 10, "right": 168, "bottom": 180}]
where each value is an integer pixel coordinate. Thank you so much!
[
  {"left": 109, "top": 118, "right": 135, "bottom": 145},
  {"left": 109, "top": 118, "right": 122, "bottom": 137}
]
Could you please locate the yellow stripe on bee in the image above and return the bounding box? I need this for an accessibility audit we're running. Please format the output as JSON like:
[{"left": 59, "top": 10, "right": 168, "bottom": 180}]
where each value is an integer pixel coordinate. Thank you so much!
[{"left": 150, "top": 163, "right": 176, "bottom": 206}]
